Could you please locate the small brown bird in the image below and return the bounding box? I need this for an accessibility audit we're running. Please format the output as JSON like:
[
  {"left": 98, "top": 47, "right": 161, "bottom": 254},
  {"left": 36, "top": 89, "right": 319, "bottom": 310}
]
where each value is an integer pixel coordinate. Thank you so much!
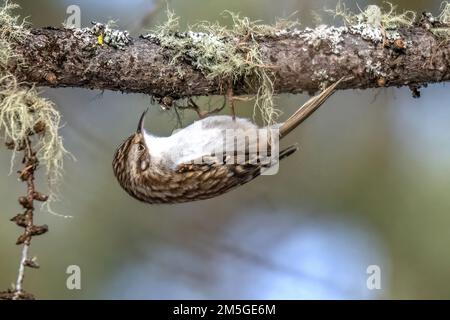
[{"left": 113, "top": 79, "right": 342, "bottom": 204}]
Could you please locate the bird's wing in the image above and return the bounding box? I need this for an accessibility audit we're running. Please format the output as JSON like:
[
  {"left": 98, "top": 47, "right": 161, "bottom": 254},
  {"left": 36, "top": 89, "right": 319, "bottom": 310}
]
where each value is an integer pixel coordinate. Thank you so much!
[
  {"left": 175, "top": 145, "right": 298, "bottom": 180},
  {"left": 174, "top": 154, "right": 262, "bottom": 193},
  {"left": 169, "top": 145, "right": 298, "bottom": 202},
  {"left": 175, "top": 140, "right": 269, "bottom": 171}
]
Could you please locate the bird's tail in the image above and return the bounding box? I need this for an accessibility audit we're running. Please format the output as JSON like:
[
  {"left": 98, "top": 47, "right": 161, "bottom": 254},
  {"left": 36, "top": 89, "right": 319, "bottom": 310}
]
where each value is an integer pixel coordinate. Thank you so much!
[
  {"left": 278, "top": 144, "right": 299, "bottom": 161},
  {"left": 279, "top": 77, "right": 343, "bottom": 139}
]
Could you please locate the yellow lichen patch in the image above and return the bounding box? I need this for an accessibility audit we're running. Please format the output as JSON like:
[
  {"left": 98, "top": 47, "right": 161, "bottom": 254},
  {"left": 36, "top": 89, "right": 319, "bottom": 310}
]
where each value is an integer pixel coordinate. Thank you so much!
[{"left": 97, "top": 33, "right": 104, "bottom": 45}]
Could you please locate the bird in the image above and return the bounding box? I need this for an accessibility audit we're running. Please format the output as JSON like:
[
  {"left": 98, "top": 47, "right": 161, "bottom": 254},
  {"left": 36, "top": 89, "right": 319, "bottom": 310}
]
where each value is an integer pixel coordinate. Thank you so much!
[{"left": 112, "top": 79, "right": 342, "bottom": 204}]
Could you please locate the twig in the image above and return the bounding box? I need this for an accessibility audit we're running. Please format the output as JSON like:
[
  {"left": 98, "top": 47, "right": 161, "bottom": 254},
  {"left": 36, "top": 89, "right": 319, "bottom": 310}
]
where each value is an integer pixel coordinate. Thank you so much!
[
  {"left": 14, "top": 243, "right": 29, "bottom": 297},
  {"left": 0, "top": 134, "right": 49, "bottom": 300},
  {"left": 178, "top": 97, "right": 227, "bottom": 119},
  {"left": 227, "top": 84, "right": 236, "bottom": 120}
]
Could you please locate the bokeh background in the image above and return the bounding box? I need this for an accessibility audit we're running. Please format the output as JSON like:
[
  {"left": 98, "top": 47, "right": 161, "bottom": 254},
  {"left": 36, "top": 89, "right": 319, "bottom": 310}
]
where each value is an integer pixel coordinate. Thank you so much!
[{"left": 1, "top": 0, "right": 449, "bottom": 299}]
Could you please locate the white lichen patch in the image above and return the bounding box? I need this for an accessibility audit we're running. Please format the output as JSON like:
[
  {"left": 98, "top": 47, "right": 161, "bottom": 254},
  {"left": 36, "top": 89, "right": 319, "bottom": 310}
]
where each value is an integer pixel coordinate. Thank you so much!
[
  {"left": 385, "top": 28, "right": 400, "bottom": 41},
  {"left": 348, "top": 23, "right": 383, "bottom": 43},
  {"left": 365, "top": 58, "right": 386, "bottom": 77},
  {"left": 312, "top": 69, "right": 329, "bottom": 81},
  {"left": 72, "top": 21, "right": 131, "bottom": 50},
  {"left": 298, "top": 25, "right": 347, "bottom": 54},
  {"left": 312, "top": 69, "right": 332, "bottom": 90},
  {"left": 276, "top": 3, "right": 418, "bottom": 54}
]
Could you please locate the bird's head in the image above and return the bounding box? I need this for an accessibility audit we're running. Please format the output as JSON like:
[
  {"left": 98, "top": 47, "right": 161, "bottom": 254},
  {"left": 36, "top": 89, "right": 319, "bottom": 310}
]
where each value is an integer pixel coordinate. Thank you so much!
[{"left": 112, "top": 109, "right": 151, "bottom": 188}]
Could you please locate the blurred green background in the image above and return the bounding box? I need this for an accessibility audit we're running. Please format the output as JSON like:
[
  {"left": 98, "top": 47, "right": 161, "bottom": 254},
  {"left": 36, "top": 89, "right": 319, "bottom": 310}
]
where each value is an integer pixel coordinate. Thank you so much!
[{"left": 1, "top": 0, "right": 450, "bottom": 299}]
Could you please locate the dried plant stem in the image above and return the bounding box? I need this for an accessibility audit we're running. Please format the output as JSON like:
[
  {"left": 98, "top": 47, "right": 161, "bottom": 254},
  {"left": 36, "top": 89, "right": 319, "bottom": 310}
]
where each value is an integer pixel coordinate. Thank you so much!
[
  {"left": 14, "top": 243, "right": 29, "bottom": 297},
  {"left": 13, "top": 138, "right": 34, "bottom": 299},
  {"left": 0, "top": 135, "right": 49, "bottom": 300}
]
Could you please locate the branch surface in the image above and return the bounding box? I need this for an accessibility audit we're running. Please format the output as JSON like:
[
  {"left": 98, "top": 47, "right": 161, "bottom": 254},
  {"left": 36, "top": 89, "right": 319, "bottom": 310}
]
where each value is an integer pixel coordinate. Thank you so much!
[{"left": 9, "top": 23, "right": 450, "bottom": 99}]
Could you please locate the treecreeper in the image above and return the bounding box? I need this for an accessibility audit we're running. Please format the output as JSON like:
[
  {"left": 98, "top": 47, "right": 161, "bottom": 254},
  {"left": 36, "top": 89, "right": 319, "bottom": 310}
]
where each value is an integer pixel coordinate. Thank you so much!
[{"left": 112, "top": 79, "right": 343, "bottom": 204}]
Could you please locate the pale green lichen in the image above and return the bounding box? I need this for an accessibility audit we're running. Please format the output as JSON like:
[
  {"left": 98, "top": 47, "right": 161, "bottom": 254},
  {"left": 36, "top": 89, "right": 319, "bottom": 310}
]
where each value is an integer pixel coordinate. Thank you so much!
[
  {"left": 0, "top": 1, "right": 70, "bottom": 211},
  {"left": 438, "top": 1, "right": 450, "bottom": 24},
  {"left": 0, "top": 76, "right": 69, "bottom": 186},
  {"left": 221, "top": 10, "right": 300, "bottom": 37},
  {"left": 328, "top": 2, "right": 416, "bottom": 29},
  {"left": 325, "top": 2, "right": 416, "bottom": 45},
  {"left": 144, "top": 10, "right": 286, "bottom": 124},
  {"left": 430, "top": 2, "right": 450, "bottom": 37},
  {"left": 0, "top": 1, "right": 28, "bottom": 67}
]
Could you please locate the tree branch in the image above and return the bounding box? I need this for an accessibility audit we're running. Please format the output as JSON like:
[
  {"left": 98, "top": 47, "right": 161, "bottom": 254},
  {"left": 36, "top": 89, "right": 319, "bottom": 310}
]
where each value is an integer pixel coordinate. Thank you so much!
[{"left": 8, "top": 20, "right": 450, "bottom": 100}]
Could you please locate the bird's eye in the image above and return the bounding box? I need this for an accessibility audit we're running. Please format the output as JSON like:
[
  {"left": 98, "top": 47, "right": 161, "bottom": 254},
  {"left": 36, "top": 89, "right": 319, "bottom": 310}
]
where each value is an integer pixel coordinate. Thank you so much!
[{"left": 137, "top": 143, "right": 145, "bottom": 151}]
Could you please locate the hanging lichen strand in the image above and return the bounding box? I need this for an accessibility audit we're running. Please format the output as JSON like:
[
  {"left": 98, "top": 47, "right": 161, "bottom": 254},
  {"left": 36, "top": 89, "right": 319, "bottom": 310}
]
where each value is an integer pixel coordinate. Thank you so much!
[
  {"left": 0, "top": 2, "right": 68, "bottom": 197},
  {"left": 0, "top": 1, "right": 69, "bottom": 300}
]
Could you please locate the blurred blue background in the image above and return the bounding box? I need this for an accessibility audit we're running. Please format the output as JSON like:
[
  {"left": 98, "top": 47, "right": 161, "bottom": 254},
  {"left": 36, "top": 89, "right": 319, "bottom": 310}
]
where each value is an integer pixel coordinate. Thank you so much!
[{"left": 1, "top": 0, "right": 449, "bottom": 299}]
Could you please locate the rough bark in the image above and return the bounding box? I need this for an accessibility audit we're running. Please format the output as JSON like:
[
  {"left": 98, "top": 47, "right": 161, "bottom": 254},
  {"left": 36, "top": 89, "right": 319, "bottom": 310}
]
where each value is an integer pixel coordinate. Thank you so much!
[{"left": 8, "top": 24, "right": 450, "bottom": 99}]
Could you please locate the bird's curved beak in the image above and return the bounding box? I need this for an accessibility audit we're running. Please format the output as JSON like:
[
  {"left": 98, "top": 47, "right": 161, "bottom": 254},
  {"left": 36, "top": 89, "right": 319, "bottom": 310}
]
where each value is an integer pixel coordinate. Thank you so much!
[{"left": 136, "top": 108, "right": 148, "bottom": 134}]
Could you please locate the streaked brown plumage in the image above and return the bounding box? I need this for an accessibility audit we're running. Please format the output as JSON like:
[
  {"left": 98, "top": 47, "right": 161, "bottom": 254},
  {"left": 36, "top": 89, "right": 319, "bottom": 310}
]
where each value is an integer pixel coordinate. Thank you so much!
[{"left": 112, "top": 79, "right": 342, "bottom": 204}]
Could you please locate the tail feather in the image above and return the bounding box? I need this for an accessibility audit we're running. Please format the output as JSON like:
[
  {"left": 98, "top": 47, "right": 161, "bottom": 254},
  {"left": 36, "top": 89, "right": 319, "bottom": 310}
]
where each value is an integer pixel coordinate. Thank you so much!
[
  {"left": 279, "top": 144, "right": 299, "bottom": 161},
  {"left": 279, "top": 78, "right": 343, "bottom": 139}
]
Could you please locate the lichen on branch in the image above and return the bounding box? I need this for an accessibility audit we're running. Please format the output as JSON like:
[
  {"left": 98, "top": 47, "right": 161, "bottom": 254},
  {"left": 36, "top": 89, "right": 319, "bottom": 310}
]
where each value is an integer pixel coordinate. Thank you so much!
[
  {"left": 328, "top": 2, "right": 416, "bottom": 29},
  {"left": 7, "top": 2, "right": 449, "bottom": 107},
  {"left": 141, "top": 10, "right": 299, "bottom": 124},
  {"left": 0, "top": 1, "right": 69, "bottom": 196},
  {"left": 0, "top": 0, "right": 70, "bottom": 300}
]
